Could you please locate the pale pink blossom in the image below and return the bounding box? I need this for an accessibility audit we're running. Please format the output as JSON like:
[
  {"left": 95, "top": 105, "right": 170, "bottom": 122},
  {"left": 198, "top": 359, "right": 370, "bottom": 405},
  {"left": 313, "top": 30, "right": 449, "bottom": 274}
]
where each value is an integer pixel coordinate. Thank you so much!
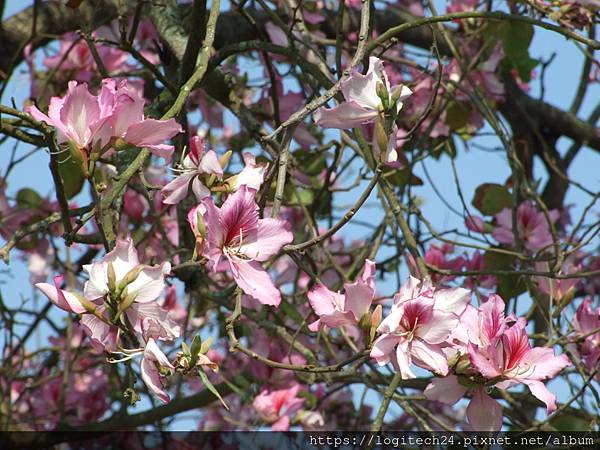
[
  {"left": 308, "top": 259, "right": 376, "bottom": 331},
  {"left": 465, "top": 215, "right": 487, "bottom": 233},
  {"left": 468, "top": 318, "right": 571, "bottom": 414},
  {"left": 43, "top": 32, "right": 129, "bottom": 82},
  {"left": 82, "top": 237, "right": 171, "bottom": 304},
  {"left": 198, "top": 186, "right": 293, "bottom": 306},
  {"left": 229, "top": 152, "right": 267, "bottom": 191},
  {"left": 423, "top": 243, "right": 465, "bottom": 283},
  {"left": 428, "top": 294, "right": 569, "bottom": 431},
  {"left": 123, "top": 188, "right": 149, "bottom": 222},
  {"left": 570, "top": 298, "right": 600, "bottom": 377},
  {"left": 161, "top": 135, "right": 223, "bottom": 204},
  {"left": 36, "top": 275, "right": 89, "bottom": 314},
  {"left": 252, "top": 383, "right": 305, "bottom": 431},
  {"left": 314, "top": 57, "right": 412, "bottom": 129},
  {"left": 424, "top": 375, "right": 503, "bottom": 431},
  {"left": 140, "top": 338, "right": 175, "bottom": 403},
  {"left": 534, "top": 259, "right": 580, "bottom": 300},
  {"left": 28, "top": 81, "right": 114, "bottom": 150},
  {"left": 28, "top": 79, "right": 181, "bottom": 159},
  {"left": 370, "top": 277, "right": 470, "bottom": 378},
  {"left": 447, "top": 0, "right": 479, "bottom": 14},
  {"left": 493, "top": 202, "right": 559, "bottom": 252}
]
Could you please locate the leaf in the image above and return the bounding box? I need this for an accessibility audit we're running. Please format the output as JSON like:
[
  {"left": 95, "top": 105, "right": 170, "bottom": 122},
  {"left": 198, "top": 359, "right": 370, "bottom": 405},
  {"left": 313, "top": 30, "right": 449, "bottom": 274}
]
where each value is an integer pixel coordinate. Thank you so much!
[
  {"left": 66, "top": 0, "right": 85, "bottom": 8},
  {"left": 197, "top": 368, "right": 229, "bottom": 410},
  {"left": 549, "top": 413, "right": 592, "bottom": 431},
  {"left": 498, "top": 21, "right": 538, "bottom": 81},
  {"left": 199, "top": 336, "right": 213, "bottom": 354},
  {"left": 297, "top": 391, "right": 317, "bottom": 409},
  {"left": 385, "top": 167, "right": 423, "bottom": 187},
  {"left": 16, "top": 188, "right": 43, "bottom": 208},
  {"left": 181, "top": 341, "right": 191, "bottom": 357},
  {"left": 58, "top": 157, "right": 85, "bottom": 199},
  {"left": 293, "top": 149, "right": 327, "bottom": 176},
  {"left": 472, "top": 183, "right": 512, "bottom": 216},
  {"left": 190, "top": 335, "right": 202, "bottom": 357},
  {"left": 445, "top": 101, "right": 471, "bottom": 131},
  {"left": 189, "top": 335, "right": 202, "bottom": 367},
  {"left": 484, "top": 248, "right": 527, "bottom": 300},
  {"left": 280, "top": 298, "right": 305, "bottom": 327}
]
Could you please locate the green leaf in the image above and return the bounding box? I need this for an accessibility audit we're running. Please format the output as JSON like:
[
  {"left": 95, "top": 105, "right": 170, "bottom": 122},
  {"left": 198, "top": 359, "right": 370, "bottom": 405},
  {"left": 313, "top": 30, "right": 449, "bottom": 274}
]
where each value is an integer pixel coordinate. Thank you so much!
[
  {"left": 199, "top": 336, "right": 213, "bottom": 355},
  {"left": 549, "top": 413, "right": 592, "bottom": 431},
  {"left": 280, "top": 298, "right": 305, "bottom": 327},
  {"left": 58, "top": 157, "right": 85, "bottom": 199},
  {"left": 293, "top": 149, "right": 327, "bottom": 176},
  {"left": 445, "top": 102, "right": 471, "bottom": 131},
  {"left": 189, "top": 334, "right": 203, "bottom": 367},
  {"left": 484, "top": 248, "right": 527, "bottom": 300},
  {"left": 197, "top": 368, "right": 229, "bottom": 410},
  {"left": 190, "top": 335, "right": 202, "bottom": 357},
  {"left": 472, "top": 183, "right": 512, "bottom": 216},
  {"left": 181, "top": 341, "right": 191, "bottom": 357},
  {"left": 498, "top": 21, "right": 538, "bottom": 81},
  {"left": 16, "top": 188, "right": 43, "bottom": 208},
  {"left": 297, "top": 391, "right": 317, "bottom": 409},
  {"left": 385, "top": 167, "right": 423, "bottom": 187}
]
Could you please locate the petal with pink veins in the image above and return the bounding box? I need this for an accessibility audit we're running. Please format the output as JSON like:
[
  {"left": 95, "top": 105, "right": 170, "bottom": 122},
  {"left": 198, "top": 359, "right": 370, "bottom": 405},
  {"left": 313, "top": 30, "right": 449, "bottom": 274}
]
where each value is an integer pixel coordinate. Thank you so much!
[
  {"left": 467, "top": 388, "right": 503, "bottom": 431},
  {"left": 313, "top": 101, "right": 379, "bottom": 129},
  {"left": 410, "top": 339, "right": 449, "bottom": 376},
  {"left": 229, "top": 258, "right": 282, "bottom": 307},
  {"left": 424, "top": 375, "right": 467, "bottom": 405}
]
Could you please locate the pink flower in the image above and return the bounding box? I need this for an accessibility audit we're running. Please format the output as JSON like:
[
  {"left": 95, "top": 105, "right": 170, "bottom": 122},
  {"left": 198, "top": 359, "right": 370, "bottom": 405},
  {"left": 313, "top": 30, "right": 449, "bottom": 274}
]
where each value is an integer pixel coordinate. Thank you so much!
[
  {"left": 370, "top": 277, "right": 470, "bottom": 378},
  {"left": 455, "top": 294, "right": 511, "bottom": 351},
  {"left": 424, "top": 243, "right": 465, "bottom": 283},
  {"left": 28, "top": 80, "right": 113, "bottom": 150},
  {"left": 308, "top": 259, "right": 376, "bottom": 331},
  {"left": 161, "top": 136, "right": 223, "bottom": 204},
  {"left": 252, "top": 384, "right": 305, "bottom": 431},
  {"left": 123, "top": 189, "right": 149, "bottom": 222},
  {"left": 82, "top": 237, "right": 171, "bottom": 304},
  {"left": 140, "top": 338, "right": 175, "bottom": 403},
  {"left": 570, "top": 298, "right": 600, "bottom": 377},
  {"left": 493, "top": 202, "right": 559, "bottom": 252},
  {"left": 228, "top": 152, "right": 267, "bottom": 191},
  {"left": 427, "top": 294, "right": 570, "bottom": 431},
  {"left": 424, "top": 376, "right": 503, "bottom": 431},
  {"left": 468, "top": 318, "right": 571, "bottom": 414},
  {"left": 28, "top": 79, "right": 181, "bottom": 160},
  {"left": 534, "top": 259, "right": 580, "bottom": 301},
  {"left": 36, "top": 274, "right": 89, "bottom": 314},
  {"left": 314, "top": 57, "right": 412, "bottom": 129},
  {"left": 99, "top": 79, "right": 183, "bottom": 160},
  {"left": 198, "top": 186, "right": 293, "bottom": 306},
  {"left": 447, "top": 0, "right": 479, "bottom": 14},
  {"left": 43, "top": 32, "right": 129, "bottom": 82},
  {"left": 465, "top": 215, "right": 487, "bottom": 233},
  {"left": 463, "top": 251, "right": 497, "bottom": 290}
]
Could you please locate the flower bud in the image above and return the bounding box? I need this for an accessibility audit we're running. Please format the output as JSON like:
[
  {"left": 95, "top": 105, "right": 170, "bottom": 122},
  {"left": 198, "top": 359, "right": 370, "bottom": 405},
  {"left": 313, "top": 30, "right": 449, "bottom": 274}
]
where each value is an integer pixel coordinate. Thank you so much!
[
  {"left": 117, "top": 265, "right": 144, "bottom": 292},
  {"left": 68, "top": 140, "right": 89, "bottom": 177},
  {"left": 219, "top": 150, "right": 233, "bottom": 169},
  {"left": 118, "top": 288, "right": 137, "bottom": 312},
  {"left": 376, "top": 81, "right": 389, "bottom": 110},
  {"left": 369, "top": 304, "right": 383, "bottom": 344},
  {"left": 374, "top": 121, "right": 389, "bottom": 160},
  {"left": 107, "top": 262, "right": 117, "bottom": 292}
]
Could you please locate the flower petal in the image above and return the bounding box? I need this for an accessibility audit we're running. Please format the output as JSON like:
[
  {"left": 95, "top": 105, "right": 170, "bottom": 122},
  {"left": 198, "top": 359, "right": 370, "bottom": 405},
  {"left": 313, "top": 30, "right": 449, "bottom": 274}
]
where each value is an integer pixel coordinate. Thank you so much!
[
  {"left": 467, "top": 388, "right": 503, "bottom": 431},
  {"left": 424, "top": 375, "right": 467, "bottom": 405}
]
